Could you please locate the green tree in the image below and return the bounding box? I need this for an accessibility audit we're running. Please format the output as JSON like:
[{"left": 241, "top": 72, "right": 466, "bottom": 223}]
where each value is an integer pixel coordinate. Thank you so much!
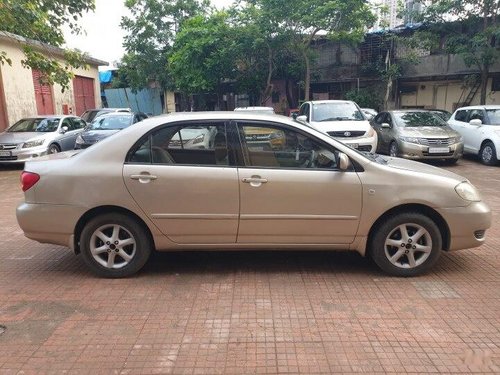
[
  {"left": 120, "top": 0, "right": 208, "bottom": 93},
  {"left": 418, "top": 0, "right": 499, "bottom": 104},
  {"left": 248, "top": 0, "right": 375, "bottom": 101},
  {"left": 0, "top": 0, "right": 95, "bottom": 90}
]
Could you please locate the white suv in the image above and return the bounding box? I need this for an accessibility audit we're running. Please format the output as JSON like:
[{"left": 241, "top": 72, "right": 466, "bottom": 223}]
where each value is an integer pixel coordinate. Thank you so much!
[
  {"left": 448, "top": 105, "right": 500, "bottom": 165},
  {"left": 297, "top": 100, "right": 377, "bottom": 152}
]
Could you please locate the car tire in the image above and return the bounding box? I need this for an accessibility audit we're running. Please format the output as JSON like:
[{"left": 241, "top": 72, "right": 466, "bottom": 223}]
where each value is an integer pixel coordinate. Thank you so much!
[
  {"left": 370, "top": 212, "right": 442, "bottom": 277},
  {"left": 479, "top": 141, "right": 498, "bottom": 166},
  {"left": 48, "top": 144, "right": 61, "bottom": 154},
  {"left": 389, "top": 141, "right": 398, "bottom": 157},
  {"left": 80, "top": 213, "right": 152, "bottom": 278}
]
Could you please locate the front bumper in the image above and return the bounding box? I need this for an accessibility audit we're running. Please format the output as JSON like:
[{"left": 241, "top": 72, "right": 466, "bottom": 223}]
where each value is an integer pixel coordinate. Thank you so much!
[
  {"left": 334, "top": 134, "right": 378, "bottom": 153},
  {"left": 16, "top": 202, "right": 84, "bottom": 248},
  {"left": 0, "top": 145, "right": 49, "bottom": 163},
  {"left": 436, "top": 201, "right": 491, "bottom": 251},
  {"left": 398, "top": 140, "right": 463, "bottom": 160}
]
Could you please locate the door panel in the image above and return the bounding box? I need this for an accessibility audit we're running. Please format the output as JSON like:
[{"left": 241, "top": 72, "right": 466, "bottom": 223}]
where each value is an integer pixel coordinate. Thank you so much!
[
  {"left": 237, "top": 168, "right": 362, "bottom": 244},
  {"left": 124, "top": 165, "right": 239, "bottom": 243}
]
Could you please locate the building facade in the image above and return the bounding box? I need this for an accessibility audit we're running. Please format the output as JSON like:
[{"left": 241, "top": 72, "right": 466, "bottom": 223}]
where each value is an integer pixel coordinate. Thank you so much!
[{"left": 0, "top": 31, "right": 107, "bottom": 131}]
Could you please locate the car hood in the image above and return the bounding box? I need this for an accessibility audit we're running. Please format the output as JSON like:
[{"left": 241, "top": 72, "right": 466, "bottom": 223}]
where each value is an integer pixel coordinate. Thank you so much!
[
  {"left": 383, "top": 156, "right": 465, "bottom": 181},
  {"left": 399, "top": 125, "right": 459, "bottom": 137},
  {"left": 309, "top": 120, "right": 371, "bottom": 132},
  {"left": 0, "top": 132, "right": 50, "bottom": 144},
  {"left": 81, "top": 130, "right": 120, "bottom": 142}
]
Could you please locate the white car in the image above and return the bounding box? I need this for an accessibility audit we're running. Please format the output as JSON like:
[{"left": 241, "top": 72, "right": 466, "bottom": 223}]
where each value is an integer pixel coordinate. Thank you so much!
[
  {"left": 234, "top": 106, "right": 275, "bottom": 115},
  {"left": 296, "top": 100, "right": 378, "bottom": 152},
  {"left": 448, "top": 105, "right": 500, "bottom": 165}
]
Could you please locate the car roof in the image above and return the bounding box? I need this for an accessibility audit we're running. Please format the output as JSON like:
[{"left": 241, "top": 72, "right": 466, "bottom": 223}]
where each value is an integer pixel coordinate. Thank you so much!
[
  {"left": 454, "top": 105, "right": 500, "bottom": 110},
  {"left": 19, "top": 115, "right": 74, "bottom": 120},
  {"left": 234, "top": 106, "right": 274, "bottom": 111},
  {"left": 92, "top": 112, "right": 135, "bottom": 119},
  {"left": 307, "top": 100, "right": 355, "bottom": 105}
]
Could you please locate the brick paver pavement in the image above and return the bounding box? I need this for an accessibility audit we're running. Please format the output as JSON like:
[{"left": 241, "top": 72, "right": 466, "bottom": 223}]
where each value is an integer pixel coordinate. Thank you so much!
[{"left": 0, "top": 157, "right": 498, "bottom": 374}]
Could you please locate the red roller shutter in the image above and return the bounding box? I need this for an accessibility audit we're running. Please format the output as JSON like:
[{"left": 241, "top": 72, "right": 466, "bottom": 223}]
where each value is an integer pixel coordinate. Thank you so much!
[
  {"left": 32, "top": 70, "right": 54, "bottom": 115},
  {"left": 73, "top": 76, "right": 96, "bottom": 116}
]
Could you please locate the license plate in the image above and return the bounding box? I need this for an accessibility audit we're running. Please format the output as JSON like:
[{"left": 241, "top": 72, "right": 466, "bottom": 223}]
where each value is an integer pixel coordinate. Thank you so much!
[
  {"left": 0, "top": 151, "right": 11, "bottom": 157},
  {"left": 428, "top": 147, "right": 449, "bottom": 154}
]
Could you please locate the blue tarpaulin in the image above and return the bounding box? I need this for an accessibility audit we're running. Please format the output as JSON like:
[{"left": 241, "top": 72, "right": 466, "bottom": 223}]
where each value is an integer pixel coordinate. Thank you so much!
[
  {"left": 99, "top": 70, "right": 113, "bottom": 84},
  {"left": 104, "top": 88, "right": 163, "bottom": 116}
]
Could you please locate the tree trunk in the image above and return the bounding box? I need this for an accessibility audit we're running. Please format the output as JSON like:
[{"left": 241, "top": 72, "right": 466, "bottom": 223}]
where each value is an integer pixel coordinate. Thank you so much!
[
  {"left": 302, "top": 48, "right": 311, "bottom": 102},
  {"left": 260, "top": 44, "right": 274, "bottom": 105},
  {"left": 479, "top": 68, "right": 489, "bottom": 105},
  {"left": 285, "top": 79, "right": 298, "bottom": 109}
]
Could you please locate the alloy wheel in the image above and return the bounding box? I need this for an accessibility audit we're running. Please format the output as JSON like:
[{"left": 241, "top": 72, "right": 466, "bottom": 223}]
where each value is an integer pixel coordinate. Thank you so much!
[
  {"left": 481, "top": 145, "right": 493, "bottom": 164},
  {"left": 89, "top": 224, "right": 137, "bottom": 269},
  {"left": 384, "top": 223, "right": 432, "bottom": 269}
]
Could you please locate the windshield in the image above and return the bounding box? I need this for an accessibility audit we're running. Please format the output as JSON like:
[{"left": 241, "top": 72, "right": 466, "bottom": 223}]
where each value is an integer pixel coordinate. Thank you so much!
[
  {"left": 88, "top": 115, "right": 133, "bottom": 130},
  {"left": 486, "top": 109, "right": 500, "bottom": 125},
  {"left": 8, "top": 118, "right": 60, "bottom": 133},
  {"left": 82, "top": 110, "right": 112, "bottom": 123},
  {"left": 393, "top": 112, "right": 446, "bottom": 127},
  {"left": 311, "top": 102, "right": 365, "bottom": 122}
]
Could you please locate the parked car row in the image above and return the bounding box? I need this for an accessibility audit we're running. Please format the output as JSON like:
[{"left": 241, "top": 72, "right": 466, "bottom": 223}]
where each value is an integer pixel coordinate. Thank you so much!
[{"left": 0, "top": 109, "right": 148, "bottom": 163}]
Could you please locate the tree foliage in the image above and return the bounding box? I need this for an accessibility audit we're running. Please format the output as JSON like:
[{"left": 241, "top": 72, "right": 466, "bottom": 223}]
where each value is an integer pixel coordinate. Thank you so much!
[
  {"left": 0, "top": 0, "right": 95, "bottom": 90},
  {"left": 417, "top": 0, "right": 499, "bottom": 104},
  {"left": 120, "top": 0, "right": 209, "bottom": 91}
]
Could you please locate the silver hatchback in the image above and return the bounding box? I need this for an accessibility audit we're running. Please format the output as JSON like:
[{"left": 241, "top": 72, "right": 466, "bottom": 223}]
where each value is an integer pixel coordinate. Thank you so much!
[
  {"left": 372, "top": 110, "right": 464, "bottom": 163},
  {"left": 0, "top": 115, "right": 86, "bottom": 163},
  {"left": 16, "top": 112, "right": 490, "bottom": 278}
]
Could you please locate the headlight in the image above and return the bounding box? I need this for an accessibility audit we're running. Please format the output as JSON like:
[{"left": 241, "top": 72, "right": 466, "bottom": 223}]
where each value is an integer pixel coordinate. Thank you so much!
[
  {"left": 451, "top": 135, "right": 464, "bottom": 144},
  {"left": 192, "top": 134, "right": 205, "bottom": 144},
  {"left": 399, "top": 136, "right": 420, "bottom": 144},
  {"left": 75, "top": 135, "right": 84, "bottom": 144},
  {"left": 22, "top": 139, "right": 45, "bottom": 148},
  {"left": 365, "top": 127, "right": 375, "bottom": 137},
  {"left": 455, "top": 181, "right": 481, "bottom": 202}
]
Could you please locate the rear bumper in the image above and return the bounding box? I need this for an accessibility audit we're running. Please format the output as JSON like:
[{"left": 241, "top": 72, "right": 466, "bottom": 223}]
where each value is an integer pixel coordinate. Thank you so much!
[
  {"left": 16, "top": 202, "right": 84, "bottom": 248},
  {"left": 436, "top": 201, "right": 492, "bottom": 251}
]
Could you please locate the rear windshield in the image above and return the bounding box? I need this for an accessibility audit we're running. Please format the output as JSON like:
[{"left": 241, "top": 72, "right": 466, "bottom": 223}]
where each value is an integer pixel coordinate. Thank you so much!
[
  {"left": 87, "top": 115, "right": 133, "bottom": 130},
  {"left": 311, "top": 102, "right": 365, "bottom": 122},
  {"left": 8, "top": 118, "right": 60, "bottom": 132},
  {"left": 393, "top": 112, "right": 446, "bottom": 127},
  {"left": 486, "top": 109, "right": 500, "bottom": 125}
]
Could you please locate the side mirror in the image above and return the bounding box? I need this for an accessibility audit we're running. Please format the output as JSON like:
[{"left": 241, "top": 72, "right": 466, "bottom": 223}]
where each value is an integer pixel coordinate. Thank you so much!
[
  {"left": 296, "top": 115, "right": 308, "bottom": 123},
  {"left": 338, "top": 152, "right": 351, "bottom": 171},
  {"left": 381, "top": 123, "right": 391, "bottom": 129},
  {"left": 59, "top": 126, "right": 69, "bottom": 134},
  {"left": 469, "top": 119, "right": 482, "bottom": 126}
]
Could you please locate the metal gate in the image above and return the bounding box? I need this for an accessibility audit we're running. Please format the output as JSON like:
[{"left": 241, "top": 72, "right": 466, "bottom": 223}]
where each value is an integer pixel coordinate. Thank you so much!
[
  {"left": 32, "top": 70, "right": 54, "bottom": 115},
  {"left": 73, "top": 76, "right": 96, "bottom": 116}
]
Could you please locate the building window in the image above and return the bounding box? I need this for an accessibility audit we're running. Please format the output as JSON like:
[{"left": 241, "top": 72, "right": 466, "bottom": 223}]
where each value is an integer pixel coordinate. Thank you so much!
[{"left": 492, "top": 76, "right": 500, "bottom": 92}]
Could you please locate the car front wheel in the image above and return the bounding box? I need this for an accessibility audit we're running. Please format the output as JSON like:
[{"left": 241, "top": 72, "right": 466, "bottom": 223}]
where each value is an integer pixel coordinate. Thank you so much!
[
  {"left": 48, "top": 144, "right": 60, "bottom": 154},
  {"left": 389, "top": 141, "right": 398, "bottom": 157},
  {"left": 479, "top": 141, "right": 498, "bottom": 166},
  {"left": 80, "top": 213, "right": 152, "bottom": 278},
  {"left": 370, "top": 212, "right": 442, "bottom": 276}
]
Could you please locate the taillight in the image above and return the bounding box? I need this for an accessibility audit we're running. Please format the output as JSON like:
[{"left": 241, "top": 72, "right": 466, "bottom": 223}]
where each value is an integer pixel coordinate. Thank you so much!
[{"left": 21, "top": 171, "right": 40, "bottom": 192}]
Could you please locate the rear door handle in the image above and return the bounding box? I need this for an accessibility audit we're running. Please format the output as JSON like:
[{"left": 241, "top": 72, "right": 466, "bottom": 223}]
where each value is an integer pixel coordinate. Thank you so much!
[
  {"left": 242, "top": 176, "right": 268, "bottom": 187},
  {"left": 130, "top": 173, "right": 158, "bottom": 183}
]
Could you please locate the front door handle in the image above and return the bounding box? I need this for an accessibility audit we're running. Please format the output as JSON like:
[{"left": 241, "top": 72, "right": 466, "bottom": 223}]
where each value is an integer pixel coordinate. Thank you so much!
[
  {"left": 130, "top": 173, "right": 158, "bottom": 183},
  {"left": 242, "top": 176, "right": 268, "bottom": 187}
]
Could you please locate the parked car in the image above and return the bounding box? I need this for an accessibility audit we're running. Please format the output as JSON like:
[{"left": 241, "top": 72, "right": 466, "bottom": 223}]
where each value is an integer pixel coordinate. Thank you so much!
[
  {"left": 234, "top": 106, "right": 275, "bottom": 115},
  {"left": 80, "top": 108, "right": 132, "bottom": 123},
  {"left": 75, "top": 112, "right": 148, "bottom": 149},
  {"left": 361, "top": 108, "right": 378, "bottom": 120},
  {"left": 0, "top": 115, "right": 86, "bottom": 163},
  {"left": 448, "top": 105, "right": 500, "bottom": 165},
  {"left": 371, "top": 110, "right": 464, "bottom": 163},
  {"left": 296, "top": 100, "right": 378, "bottom": 152},
  {"left": 17, "top": 112, "right": 491, "bottom": 278}
]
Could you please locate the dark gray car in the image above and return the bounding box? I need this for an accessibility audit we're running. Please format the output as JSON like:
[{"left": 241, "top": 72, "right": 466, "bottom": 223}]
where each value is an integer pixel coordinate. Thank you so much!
[
  {"left": 75, "top": 112, "right": 148, "bottom": 149},
  {"left": 372, "top": 110, "right": 464, "bottom": 163}
]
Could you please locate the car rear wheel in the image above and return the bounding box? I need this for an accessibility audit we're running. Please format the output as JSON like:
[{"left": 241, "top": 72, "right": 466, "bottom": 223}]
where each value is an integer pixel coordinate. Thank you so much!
[
  {"left": 80, "top": 213, "right": 152, "bottom": 278},
  {"left": 389, "top": 141, "right": 398, "bottom": 157},
  {"left": 479, "top": 141, "right": 498, "bottom": 166},
  {"left": 370, "top": 212, "right": 442, "bottom": 276},
  {"left": 48, "top": 144, "right": 60, "bottom": 154}
]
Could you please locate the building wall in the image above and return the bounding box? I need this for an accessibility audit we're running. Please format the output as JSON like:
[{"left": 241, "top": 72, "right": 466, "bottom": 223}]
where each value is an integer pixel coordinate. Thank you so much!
[
  {"left": 399, "top": 79, "right": 500, "bottom": 111},
  {"left": 0, "top": 38, "right": 102, "bottom": 128}
]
